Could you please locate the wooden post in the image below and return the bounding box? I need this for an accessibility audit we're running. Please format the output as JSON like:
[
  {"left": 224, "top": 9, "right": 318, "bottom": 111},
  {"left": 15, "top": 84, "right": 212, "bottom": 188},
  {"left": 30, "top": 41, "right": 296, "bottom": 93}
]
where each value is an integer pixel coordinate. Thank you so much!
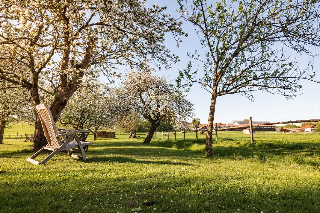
[
  {"left": 196, "top": 127, "right": 198, "bottom": 142},
  {"left": 183, "top": 128, "right": 186, "bottom": 141},
  {"left": 249, "top": 117, "right": 254, "bottom": 144},
  {"left": 215, "top": 123, "right": 218, "bottom": 143},
  {"left": 175, "top": 131, "right": 177, "bottom": 141},
  {"left": 168, "top": 131, "right": 169, "bottom": 140},
  {"left": 16, "top": 132, "right": 18, "bottom": 140}
]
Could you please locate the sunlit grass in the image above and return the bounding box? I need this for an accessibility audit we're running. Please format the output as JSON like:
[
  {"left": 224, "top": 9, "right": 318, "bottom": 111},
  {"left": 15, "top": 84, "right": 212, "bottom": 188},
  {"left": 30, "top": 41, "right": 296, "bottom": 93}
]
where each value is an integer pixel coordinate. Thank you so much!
[{"left": 1, "top": 129, "right": 320, "bottom": 212}]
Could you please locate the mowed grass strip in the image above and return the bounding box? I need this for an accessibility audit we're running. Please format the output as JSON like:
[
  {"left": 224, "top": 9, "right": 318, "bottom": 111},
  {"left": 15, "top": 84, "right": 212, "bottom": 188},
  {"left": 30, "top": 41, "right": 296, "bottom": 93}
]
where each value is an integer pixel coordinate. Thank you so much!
[{"left": 1, "top": 128, "right": 320, "bottom": 212}]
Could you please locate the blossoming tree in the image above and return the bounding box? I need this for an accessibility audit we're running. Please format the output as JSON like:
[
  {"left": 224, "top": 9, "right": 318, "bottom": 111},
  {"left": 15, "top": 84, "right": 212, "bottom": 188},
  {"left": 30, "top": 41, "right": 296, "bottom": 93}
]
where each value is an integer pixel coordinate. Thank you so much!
[{"left": 122, "top": 70, "right": 194, "bottom": 143}]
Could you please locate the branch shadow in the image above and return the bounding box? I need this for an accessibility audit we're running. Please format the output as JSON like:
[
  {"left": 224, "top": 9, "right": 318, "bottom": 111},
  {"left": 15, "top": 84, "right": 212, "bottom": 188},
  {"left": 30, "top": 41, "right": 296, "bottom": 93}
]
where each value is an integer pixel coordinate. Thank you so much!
[
  {"left": 86, "top": 156, "right": 192, "bottom": 166},
  {"left": 0, "top": 149, "right": 33, "bottom": 158}
]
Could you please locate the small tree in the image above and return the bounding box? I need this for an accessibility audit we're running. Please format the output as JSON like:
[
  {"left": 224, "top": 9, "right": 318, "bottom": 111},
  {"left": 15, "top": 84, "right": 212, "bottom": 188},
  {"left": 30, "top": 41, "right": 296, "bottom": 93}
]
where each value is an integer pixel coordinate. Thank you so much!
[
  {"left": 284, "top": 124, "right": 298, "bottom": 128},
  {"left": 122, "top": 70, "right": 194, "bottom": 143},
  {"left": 192, "top": 118, "right": 200, "bottom": 141},
  {"left": 177, "top": 0, "right": 320, "bottom": 156}
]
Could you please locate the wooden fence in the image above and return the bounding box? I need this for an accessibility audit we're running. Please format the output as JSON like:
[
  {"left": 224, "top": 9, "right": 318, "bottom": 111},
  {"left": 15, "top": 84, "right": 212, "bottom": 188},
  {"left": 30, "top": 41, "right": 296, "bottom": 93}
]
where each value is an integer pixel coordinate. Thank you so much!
[{"left": 3, "top": 133, "right": 33, "bottom": 141}]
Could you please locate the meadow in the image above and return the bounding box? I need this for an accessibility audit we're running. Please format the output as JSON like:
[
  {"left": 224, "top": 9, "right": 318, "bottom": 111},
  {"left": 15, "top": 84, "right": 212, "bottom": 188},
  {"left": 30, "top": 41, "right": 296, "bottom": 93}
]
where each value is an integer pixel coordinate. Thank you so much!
[{"left": 1, "top": 124, "right": 320, "bottom": 213}]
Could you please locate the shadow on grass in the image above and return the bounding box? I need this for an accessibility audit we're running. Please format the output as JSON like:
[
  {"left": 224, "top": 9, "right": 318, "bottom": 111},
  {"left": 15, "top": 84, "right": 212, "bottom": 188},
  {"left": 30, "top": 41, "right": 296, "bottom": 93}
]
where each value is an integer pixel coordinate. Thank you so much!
[
  {"left": 86, "top": 156, "right": 192, "bottom": 166},
  {"left": 0, "top": 149, "right": 33, "bottom": 158}
]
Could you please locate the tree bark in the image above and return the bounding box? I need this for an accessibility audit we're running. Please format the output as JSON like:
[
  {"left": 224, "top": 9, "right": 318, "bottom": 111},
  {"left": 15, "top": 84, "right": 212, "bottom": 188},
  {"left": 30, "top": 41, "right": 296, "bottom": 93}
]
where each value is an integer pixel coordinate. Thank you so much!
[
  {"left": 144, "top": 121, "right": 159, "bottom": 143},
  {"left": 50, "top": 89, "right": 77, "bottom": 122},
  {"left": 206, "top": 93, "right": 217, "bottom": 157},
  {"left": 0, "top": 119, "right": 5, "bottom": 144},
  {"left": 93, "top": 132, "right": 97, "bottom": 141},
  {"left": 30, "top": 79, "right": 48, "bottom": 150},
  {"left": 129, "top": 131, "right": 137, "bottom": 138},
  {"left": 33, "top": 117, "right": 47, "bottom": 150}
]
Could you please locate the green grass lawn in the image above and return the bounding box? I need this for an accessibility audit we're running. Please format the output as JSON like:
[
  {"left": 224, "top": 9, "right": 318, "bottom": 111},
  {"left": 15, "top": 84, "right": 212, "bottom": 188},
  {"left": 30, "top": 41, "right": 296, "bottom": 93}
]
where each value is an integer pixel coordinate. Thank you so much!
[{"left": 1, "top": 128, "right": 320, "bottom": 212}]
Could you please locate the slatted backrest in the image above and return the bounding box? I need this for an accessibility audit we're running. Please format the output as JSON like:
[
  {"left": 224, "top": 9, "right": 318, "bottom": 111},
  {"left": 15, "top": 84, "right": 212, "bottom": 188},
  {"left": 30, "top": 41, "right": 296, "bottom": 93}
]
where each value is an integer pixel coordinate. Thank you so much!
[{"left": 35, "top": 104, "right": 62, "bottom": 147}]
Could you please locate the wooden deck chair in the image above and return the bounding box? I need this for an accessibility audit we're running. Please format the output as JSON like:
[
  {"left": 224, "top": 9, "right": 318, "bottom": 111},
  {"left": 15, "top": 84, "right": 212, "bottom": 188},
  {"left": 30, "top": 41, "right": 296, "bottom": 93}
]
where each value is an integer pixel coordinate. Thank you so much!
[{"left": 27, "top": 104, "right": 92, "bottom": 165}]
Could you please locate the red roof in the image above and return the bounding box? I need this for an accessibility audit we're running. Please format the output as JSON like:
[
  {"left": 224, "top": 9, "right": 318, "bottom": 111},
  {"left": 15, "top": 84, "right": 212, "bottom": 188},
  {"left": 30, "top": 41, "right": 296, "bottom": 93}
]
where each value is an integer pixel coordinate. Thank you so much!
[
  {"left": 199, "top": 124, "right": 207, "bottom": 128},
  {"left": 300, "top": 125, "right": 315, "bottom": 129}
]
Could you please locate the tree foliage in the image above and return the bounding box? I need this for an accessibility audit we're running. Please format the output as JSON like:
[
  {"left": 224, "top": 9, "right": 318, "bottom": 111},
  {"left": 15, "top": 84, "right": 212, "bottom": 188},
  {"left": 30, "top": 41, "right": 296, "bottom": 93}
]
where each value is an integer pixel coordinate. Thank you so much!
[
  {"left": 192, "top": 118, "right": 200, "bottom": 128},
  {"left": 0, "top": 0, "right": 184, "bottom": 149},
  {"left": 177, "top": 0, "right": 320, "bottom": 156},
  {"left": 316, "top": 122, "right": 320, "bottom": 133}
]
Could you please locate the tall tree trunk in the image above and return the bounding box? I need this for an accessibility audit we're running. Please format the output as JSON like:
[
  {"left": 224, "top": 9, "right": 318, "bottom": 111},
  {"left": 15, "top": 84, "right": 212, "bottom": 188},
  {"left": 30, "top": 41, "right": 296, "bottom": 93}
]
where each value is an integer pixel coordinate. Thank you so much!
[
  {"left": 0, "top": 119, "right": 5, "bottom": 144},
  {"left": 144, "top": 120, "right": 159, "bottom": 143},
  {"left": 31, "top": 79, "right": 48, "bottom": 150},
  {"left": 206, "top": 93, "right": 217, "bottom": 157},
  {"left": 33, "top": 117, "right": 47, "bottom": 150},
  {"left": 50, "top": 91, "right": 76, "bottom": 122}
]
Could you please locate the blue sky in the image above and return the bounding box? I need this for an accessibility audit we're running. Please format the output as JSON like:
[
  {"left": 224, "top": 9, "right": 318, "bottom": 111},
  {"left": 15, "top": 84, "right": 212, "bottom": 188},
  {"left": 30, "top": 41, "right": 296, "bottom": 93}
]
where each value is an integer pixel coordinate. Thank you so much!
[{"left": 146, "top": 0, "right": 320, "bottom": 124}]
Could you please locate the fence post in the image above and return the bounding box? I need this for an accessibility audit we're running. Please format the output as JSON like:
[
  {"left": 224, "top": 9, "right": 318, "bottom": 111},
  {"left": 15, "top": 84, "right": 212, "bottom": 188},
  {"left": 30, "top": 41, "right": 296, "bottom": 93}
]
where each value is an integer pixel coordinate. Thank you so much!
[
  {"left": 175, "top": 131, "right": 176, "bottom": 141},
  {"left": 183, "top": 129, "right": 186, "bottom": 141},
  {"left": 215, "top": 123, "right": 218, "bottom": 143},
  {"left": 16, "top": 132, "right": 18, "bottom": 140},
  {"left": 168, "top": 131, "right": 169, "bottom": 140},
  {"left": 249, "top": 117, "right": 254, "bottom": 144}
]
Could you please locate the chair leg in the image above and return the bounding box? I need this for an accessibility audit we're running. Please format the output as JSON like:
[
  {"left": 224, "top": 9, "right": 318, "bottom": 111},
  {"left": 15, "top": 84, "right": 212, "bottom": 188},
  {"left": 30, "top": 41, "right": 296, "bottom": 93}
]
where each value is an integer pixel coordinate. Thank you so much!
[
  {"left": 74, "top": 134, "right": 87, "bottom": 161},
  {"left": 30, "top": 147, "right": 45, "bottom": 158},
  {"left": 38, "top": 149, "right": 62, "bottom": 164},
  {"left": 79, "top": 145, "right": 87, "bottom": 161}
]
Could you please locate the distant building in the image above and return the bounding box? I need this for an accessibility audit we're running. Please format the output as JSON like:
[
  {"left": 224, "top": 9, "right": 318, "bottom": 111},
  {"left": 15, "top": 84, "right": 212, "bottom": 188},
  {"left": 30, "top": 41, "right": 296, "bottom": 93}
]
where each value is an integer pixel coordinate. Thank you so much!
[
  {"left": 234, "top": 121, "right": 270, "bottom": 126},
  {"left": 199, "top": 124, "right": 207, "bottom": 131},
  {"left": 199, "top": 123, "right": 230, "bottom": 132},
  {"left": 300, "top": 125, "right": 316, "bottom": 133},
  {"left": 254, "top": 125, "right": 276, "bottom": 131}
]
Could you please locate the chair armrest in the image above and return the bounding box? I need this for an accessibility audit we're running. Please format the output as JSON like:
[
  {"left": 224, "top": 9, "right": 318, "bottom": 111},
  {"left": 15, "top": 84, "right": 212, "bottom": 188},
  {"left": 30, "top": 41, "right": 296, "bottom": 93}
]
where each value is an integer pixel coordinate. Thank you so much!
[
  {"left": 56, "top": 130, "right": 77, "bottom": 138},
  {"left": 75, "top": 129, "right": 90, "bottom": 133}
]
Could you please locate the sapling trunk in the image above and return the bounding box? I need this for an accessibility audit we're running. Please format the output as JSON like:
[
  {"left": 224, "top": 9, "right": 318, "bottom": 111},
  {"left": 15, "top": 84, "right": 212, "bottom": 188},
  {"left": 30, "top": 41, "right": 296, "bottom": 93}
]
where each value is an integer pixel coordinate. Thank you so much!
[
  {"left": 205, "top": 93, "right": 217, "bottom": 157},
  {"left": 0, "top": 119, "right": 5, "bottom": 144}
]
